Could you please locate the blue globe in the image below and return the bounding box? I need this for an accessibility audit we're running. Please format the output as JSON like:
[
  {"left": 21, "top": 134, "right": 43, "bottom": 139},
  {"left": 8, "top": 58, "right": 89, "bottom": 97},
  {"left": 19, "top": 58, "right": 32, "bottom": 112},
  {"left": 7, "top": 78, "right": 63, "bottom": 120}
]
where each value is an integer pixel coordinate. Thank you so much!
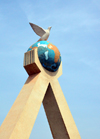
[{"left": 27, "top": 41, "right": 61, "bottom": 72}]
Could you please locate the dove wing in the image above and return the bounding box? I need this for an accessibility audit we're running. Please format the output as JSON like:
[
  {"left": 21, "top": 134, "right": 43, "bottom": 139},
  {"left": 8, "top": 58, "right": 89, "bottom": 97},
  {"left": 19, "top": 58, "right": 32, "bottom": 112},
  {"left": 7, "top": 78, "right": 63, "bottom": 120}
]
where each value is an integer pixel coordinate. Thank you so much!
[{"left": 29, "top": 23, "right": 46, "bottom": 37}]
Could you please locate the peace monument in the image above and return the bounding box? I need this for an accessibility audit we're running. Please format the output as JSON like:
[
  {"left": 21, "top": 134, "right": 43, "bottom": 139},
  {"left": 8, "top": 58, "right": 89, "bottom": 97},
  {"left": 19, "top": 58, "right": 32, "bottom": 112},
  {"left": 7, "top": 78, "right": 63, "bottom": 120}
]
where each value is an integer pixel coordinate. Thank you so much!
[{"left": 0, "top": 23, "right": 81, "bottom": 139}]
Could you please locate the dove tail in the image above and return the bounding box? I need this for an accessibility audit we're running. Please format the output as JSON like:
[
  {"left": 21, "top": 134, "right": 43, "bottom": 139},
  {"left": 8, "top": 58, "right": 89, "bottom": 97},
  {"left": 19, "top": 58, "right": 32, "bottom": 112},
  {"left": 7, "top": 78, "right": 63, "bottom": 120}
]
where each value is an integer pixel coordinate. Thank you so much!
[
  {"left": 37, "top": 38, "right": 48, "bottom": 42},
  {"left": 37, "top": 37, "right": 49, "bottom": 42},
  {"left": 37, "top": 38, "right": 42, "bottom": 42}
]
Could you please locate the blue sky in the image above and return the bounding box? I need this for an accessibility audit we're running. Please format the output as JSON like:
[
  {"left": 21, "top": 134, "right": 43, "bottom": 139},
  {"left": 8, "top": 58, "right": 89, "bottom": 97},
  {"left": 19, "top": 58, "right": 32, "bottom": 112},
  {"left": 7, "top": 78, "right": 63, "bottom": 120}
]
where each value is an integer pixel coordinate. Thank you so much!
[{"left": 0, "top": 0, "right": 100, "bottom": 138}]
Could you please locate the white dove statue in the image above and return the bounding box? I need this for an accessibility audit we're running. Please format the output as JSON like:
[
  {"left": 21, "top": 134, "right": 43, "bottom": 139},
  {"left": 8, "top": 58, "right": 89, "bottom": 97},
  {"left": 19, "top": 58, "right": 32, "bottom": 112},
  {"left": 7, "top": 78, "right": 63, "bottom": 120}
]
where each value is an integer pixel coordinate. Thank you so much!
[{"left": 29, "top": 22, "right": 52, "bottom": 42}]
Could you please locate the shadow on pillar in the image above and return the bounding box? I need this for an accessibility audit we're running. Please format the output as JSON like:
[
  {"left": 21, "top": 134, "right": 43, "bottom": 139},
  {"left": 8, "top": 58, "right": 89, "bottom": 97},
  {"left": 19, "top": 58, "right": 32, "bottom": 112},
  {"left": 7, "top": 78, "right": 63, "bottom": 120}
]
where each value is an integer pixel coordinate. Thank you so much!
[{"left": 43, "top": 84, "right": 70, "bottom": 139}]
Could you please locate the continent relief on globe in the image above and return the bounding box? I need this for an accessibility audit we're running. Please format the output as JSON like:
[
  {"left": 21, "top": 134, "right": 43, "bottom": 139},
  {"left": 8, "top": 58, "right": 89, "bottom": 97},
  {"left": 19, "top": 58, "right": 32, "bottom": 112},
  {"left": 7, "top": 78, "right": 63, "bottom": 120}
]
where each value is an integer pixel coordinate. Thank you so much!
[{"left": 27, "top": 41, "right": 61, "bottom": 72}]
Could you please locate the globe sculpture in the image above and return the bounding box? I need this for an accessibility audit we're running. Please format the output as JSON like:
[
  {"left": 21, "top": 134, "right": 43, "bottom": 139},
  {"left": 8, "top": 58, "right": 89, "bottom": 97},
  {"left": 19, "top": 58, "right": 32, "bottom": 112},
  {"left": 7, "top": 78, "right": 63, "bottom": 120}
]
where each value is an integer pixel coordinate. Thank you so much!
[{"left": 27, "top": 41, "right": 61, "bottom": 72}]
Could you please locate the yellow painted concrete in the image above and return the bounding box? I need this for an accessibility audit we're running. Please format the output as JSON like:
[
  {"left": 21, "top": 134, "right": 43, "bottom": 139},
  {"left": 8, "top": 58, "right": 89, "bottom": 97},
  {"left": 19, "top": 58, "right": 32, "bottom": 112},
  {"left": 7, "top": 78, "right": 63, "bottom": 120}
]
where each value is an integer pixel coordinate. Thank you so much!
[
  {"left": 43, "top": 84, "right": 70, "bottom": 139},
  {"left": 50, "top": 80, "right": 81, "bottom": 139},
  {"left": 0, "top": 74, "right": 49, "bottom": 139},
  {"left": 0, "top": 49, "right": 81, "bottom": 139}
]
